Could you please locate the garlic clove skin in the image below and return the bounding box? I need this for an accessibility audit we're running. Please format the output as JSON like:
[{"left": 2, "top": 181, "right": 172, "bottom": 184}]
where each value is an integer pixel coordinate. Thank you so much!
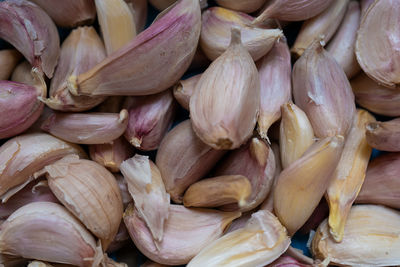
[
  {"left": 173, "top": 74, "right": 202, "bottom": 111},
  {"left": 0, "top": 50, "right": 21, "bottom": 80},
  {"left": 124, "top": 0, "right": 148, "bottom": 33},
  {"left": 215, "top": 0, "right": 265, "bottom": 13},
  {"left": 0, "top": 0, "right": 60, "bottom": 78}
]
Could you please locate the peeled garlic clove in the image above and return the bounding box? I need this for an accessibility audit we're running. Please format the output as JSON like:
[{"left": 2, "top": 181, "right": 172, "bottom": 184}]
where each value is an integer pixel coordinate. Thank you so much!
[
  {"left": 0, "top": 133, "right": 86, "bottom": 201},
  {"left": 351, "top": 72, "right": 400, "bottom": 117},
  {"left": 200, "top": 7, "right": 283, "bottom": 61},
  {"left": 267, "top": 256, "right": 312, "bottom": 267},
  {"left": 0, "top": 202, "right": 103, "bottom": 266},
  {"left": 173, "top": 74, "right": 201, "bottom": 110},
  {"left": 366, "top": 118, "right": 400, "bottom": 152},
  {"left": 69, "top": 0, "right": 201, "bottom": 96},
  {"left": 326, "top": 1, "right": 361, "bottom": 79},
  {"left": 183, "top": 175, "right": 251, "bottom": 208},
  {"left": 356, "top": 0, "right": 400, "bottom": 88},
  {"left": 291, "top": 0, "right": 349, "bottom": 58},
  {"left": 89, "top": 137, "right": 134, "bottom": 173},
  {"left": 293, "top": 40, "right": 356, "bottom": 138},
  {"left": 149, "top": 0, "right": 175, "bottom": 10},
  {"left": 124, "top": 204, "right": 240, "bottom": 265},
  {"left": 257, "top": 37, "right": 292, "bottom": 139},
  {"left": 215, "top": 137, "right": 275, "bottom": 212},
  {"left": 190, "top": 28, "right": 260, "bottom": 150},
  {"left": 253, "top": 0, "right": 334, "bottom": 24},
  {"left": 0, "top": 0, "right": 60, "bottom": 78},
  {"left": 124, "top": 0, "right": 148, "bottom": 33},
  {"left": 280, "top": 102, "right": 314, "bottom": 169},
  {"left": 44, "top": 156, "right": 123, "bottom": 250},
  {"left": 274, "top": 135, "right": 344, "bottom": 235},
  {"left": 155, "top": 120, "right": 225, "bottom": 203},
  {"left": 326, "top": 109, "right": 375, "bottom": 242},
  {"left": 312, "top": 205, "right": 400, "bottom": 266},
  {"left": 215, "top": 0, "right": 265, "bottom": 13},
  {"left": 95, "top": 0, "right": 137, "bottom": 55},
  {"left": 41, "top": 110, "right": 129, "bottom": 145},
  {"left": 120, "top": 155, "right": 170, "bottom": 243},
  {"left": 123, "top": 90, "right": 177, "bottom": 151},
  {"left": 0, "top": 50, "right": 21, "bottom": 80},
  {"left": 188, "top": 210, "right": 290, "bottom": 267}
]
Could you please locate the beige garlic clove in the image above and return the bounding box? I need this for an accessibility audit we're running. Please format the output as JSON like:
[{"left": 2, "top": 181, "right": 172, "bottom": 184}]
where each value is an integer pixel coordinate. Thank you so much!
[
  {"left": 257, "top": 37, "right": 292, "bottom": 139},
  {"left": 0, "top": 202, "right": 103, "bottom": 267},
  {"left": 326, "top": 109, "right": 375, "bottom": 242},
  {"left": 69, "top": 0, "right": 201, "bottom": 96},
  {"left": 200, "top": 7, "right": 282, "bottom": 61},
  {"left": 44, "top": 156, "right": 123, "bottom": 250},
  {"left": 120, "top": 155, "right": 170, "bottom": 243},
  {"left": 123, "top": 90, "right": 177, "bottom": 151},
  {"left": 149, "top": 0, "right": 176, "bottom": 10},
  {"left": 124, "top": 204, "right": 240, "bottom": 265},
  {"left": 173, "top": 74, "right": 202, "bottom": 110},
  {"left": 43, "top": 26, "right": 107, "bottom": 112},
  {"left": 0, "top": 133, "right": 86, "bottom": 202},
  {"left": 356, "top": 0, "right": 400, "bottom": 88},
  {"left": 351, "top": 72, "right": 400, "bottom": 117},
  {"left": 155, "top": 120, "right": 226, "bottom": 203},
  {"left": 0, "top": 50, "right": 21, "bottom": 80},
  {"left": 274, "top": 135, "right": 344, "bottom": 235},
  {"left": 291, "top": 0, "right": 349, "bottom": 58},
  {"left": 187, "top": 210, "right": 290, "bottom": 267},
  {"left": 11, "top": 61, "right": 36, "bottom": 86},
  {"left": 215, "top": 0, "right": 265, "bottom": 13},
  {"left": 366, "top": 118, "right": 400, "bottom": 152},
  {"left": 41, "top": 110, "right": 129, "bottom": 145},
  {"left": 279, "top": 102, "right": 314, "bottom": 169},
  {"left": 183, "top": 175, "right": 252, "bottom": 208},
  {"left": 312, "top": 205, "right": 400, "bottom": 266},
  {"left": 124, "top": 0, "right": 148, "bottom": 33},
  {"left": 190, "top": 28, "right": 260, "bottom": 150},
  {"left": 0, "top": 0, "right": 60, "bottom": 78},
  {"left": 326, "top": 1, "right": 361, "bottom": 79},
  {"left": 292, "top": 40, "right": 356, "bottom": 138}
]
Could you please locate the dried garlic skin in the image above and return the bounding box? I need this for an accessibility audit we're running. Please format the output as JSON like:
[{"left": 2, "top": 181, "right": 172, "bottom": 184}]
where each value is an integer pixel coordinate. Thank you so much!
[
  {"left": 366, "top": 118, "right": 400, "bottom": 152},
  {"left": 173, "top": 74, "right": 201, "bottom": 110},
  {"left": 0, "top": 49, "right": 21, "bottom": 80},
  {"left": 216, "top": 0, "right": 265, "bottom": 13}
]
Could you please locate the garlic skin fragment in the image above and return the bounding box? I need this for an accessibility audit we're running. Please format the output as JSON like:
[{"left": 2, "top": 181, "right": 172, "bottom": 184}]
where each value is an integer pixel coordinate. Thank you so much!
[
  {"left": 215, "top": 0, "right": 265, "bottom": 13},
  {"left": 124, "top": 204, "right": 240, "bottom": 265},
  {"left": 0, "top": 50, "right": 21, "bottom": 80},
  {"left": 69, "top": 0, "right": 201, "bottom": 96},
  {"left": 0, "top": 0, "right": 60, "bottom": 78},
  {"left": 312, "top": 205, "right": 400, "bottom": 267},
  {"left": 187, "top": 210, "right": 290, "bottom": 267},
  {"left": 0, "top": 202, "right": 103, "bottom": 267},
  {"left": 41, "top": 110, "right": 129, "bottom": 145},
  {"left": 173, "top": 74, "right": 201, "bottom": 110},
  {"left": 366, "top": 118, "right": 400, "bottom": 152}
]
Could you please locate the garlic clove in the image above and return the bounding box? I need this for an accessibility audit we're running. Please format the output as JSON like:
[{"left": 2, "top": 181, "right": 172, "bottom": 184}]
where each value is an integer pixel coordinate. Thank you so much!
[
  {"left": 124, "top": 0, "right": 148, "bottom": 33},
  {"left": 173, "top": 74, "right": 202, "bottom": 111},
  {"left": 360, "top": 0, "right": 374, "bottom": 18},
  {"left": 41, "top": 110, "right": 129, "bottom": 145},
  {"left": 10, "top": 61, "right": 36, "bottom": 86},
  {"left": 114, "top": 174, "right": 133, "bottom": 208},
  {"left": 183, "top": 175, "right": 252, "bottom": 208},
  {"left": 124, "top": 204, "right": 240, "bottom": 265},
  {"left": 366, "top": 118, "right": 400, "bottom": 152},
  {"left": 267, "top": 256, "right": 312, "bottom": 267},
  {"left": 0, "top": 50, "right": 21, "bottom": 80},
  {"left": 155, "top": 120, "right": 225, "bottom": 203},
  {"left": 200, "top": 7, "right": 283, "bottom": 61},
  {"left": 123, "top": 90, "right": 177, "bottom": 151},
  {"left": 215, "top": 0, "right": 265, "bottom": 13},
  {"left": 69, "top": 0, "right": 201, "bottom": 96},
  {"left": 187, "top": 210, "right": 290, "bottom": 267},
  {"left": 0, "top": 0, "right": 60, "bottom": 78},
  {"left": 326, "top": 109, "right": 375, "bottom": 242},
  {"left": 283, "top": 247, "right": 315, "bottom": 266}
]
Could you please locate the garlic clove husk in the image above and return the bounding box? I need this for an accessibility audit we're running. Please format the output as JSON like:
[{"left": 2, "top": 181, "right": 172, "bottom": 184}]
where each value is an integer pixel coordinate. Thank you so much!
[
  {"left": 155, "top": 120, "right": 226, "bottom": 203},
  {"left": 69, "top": 0, "right": 201, "bottom": 96},
  {"left": 292, "top": 40, "right": 356, "bottom": 138},
  {"left": 124, "top": 204, "right": 240, "bottom": 265},
  {"left": 173, "top": 73, "right": 201, "bottom": 111},
  {"left": 124, "top": 0, "right": 148, "bottom": 33},
  {"left": 200, "top": 7, "right": 283, "bottom": 61},
  {"left": 215, "top": 0, "right": 265, "bottom": 13},
  {"left": 326, "top": 109, "right": 375, "bottom": 242},
  {"left": 366, "top": 118, "right": 400, "bottom": 152},
  {"left": 0, "top": 50, "right": 21, "bottom": 80},
  {"left": 41, "top": 110, "right": 129, "bottom": 145},
  {"left": 120, "top": 155, "right": 170, "bottom": 243},
  {"left": 0, "top": 0, "right": 60, "bottom": 78},
  {"left": 190, "top": 27, "right": 260, "bottom": 150},
  {"left": 187, "top": 210, "right": 291, "bottom": 267}
]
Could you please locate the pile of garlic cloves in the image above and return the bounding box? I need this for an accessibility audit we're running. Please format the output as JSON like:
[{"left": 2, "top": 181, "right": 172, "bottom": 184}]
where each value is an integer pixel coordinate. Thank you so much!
[{"left": 1, "top": 0, "right": 400, "bottom": 266}]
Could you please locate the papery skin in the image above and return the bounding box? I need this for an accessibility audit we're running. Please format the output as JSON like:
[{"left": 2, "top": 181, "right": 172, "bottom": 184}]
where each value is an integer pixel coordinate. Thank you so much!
[
  {"left": 41, "top": 110, "right": 129, "bottom": 145},
  {"left": 312, "top": 205, "right": 400, "bottom": 266},
  {"left": 0, "top": 202, "right": 102, "bottom": 267},
  {"left": 155, "top": 120, "right": 225, "bottom": 203},
  {"left": 257, "top": 37, "right": 291, "bottom": 139},
  {"left": 173, "top": 74, "right": 201, "bottom": 110},
  {"left": 123, "top": 90, "right": 177, "bottom": 151},
  {"left": 0, "top": 50, "right": 21, "bottom": 80},
  {"left": 200, "top": 7, "right": 283, "bottom": 61},
  {"left": 366, "top": 118, "right": 400, "bottom": 152},
  {"left": 215, "top": 0, "right": 265, "bottom": 13},
  {"left": 69, "top": 0, "right": 201, "bottom": 96},
  {"left": 123, "top": 204, "right": 240, "bottom": 265},
  {"left": 0, "top": 133, "right": 86, "bottom": 201},
  {"left": 292, "top": 40, "right": 356, "bottom": 138},
  {"left": 124, "top": 0, "right": 148, "bottom": 33},
  {"left": 0, "top": 0, "right": 60, "bottom": 78},
  {"left": 187, "top": 210, "right": 290, "bottom": 267}
]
